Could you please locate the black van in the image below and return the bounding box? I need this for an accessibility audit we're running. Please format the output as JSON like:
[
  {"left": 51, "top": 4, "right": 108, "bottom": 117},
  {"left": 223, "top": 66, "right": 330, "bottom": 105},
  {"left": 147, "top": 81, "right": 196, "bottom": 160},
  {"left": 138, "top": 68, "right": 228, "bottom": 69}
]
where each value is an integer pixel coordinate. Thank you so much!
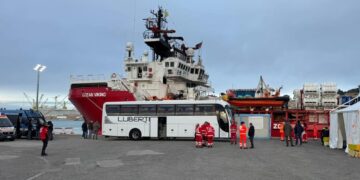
[{"left": 0, "top": 109, "right": 46, "bottom": 139}]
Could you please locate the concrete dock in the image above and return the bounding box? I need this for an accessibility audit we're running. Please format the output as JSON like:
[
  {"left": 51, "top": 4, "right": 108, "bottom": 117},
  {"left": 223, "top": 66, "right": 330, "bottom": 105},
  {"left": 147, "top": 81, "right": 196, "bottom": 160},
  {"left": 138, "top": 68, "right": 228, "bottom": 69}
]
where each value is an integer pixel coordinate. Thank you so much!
[{"left": 0, "top": 136, "right": 359, "bottom": 180}]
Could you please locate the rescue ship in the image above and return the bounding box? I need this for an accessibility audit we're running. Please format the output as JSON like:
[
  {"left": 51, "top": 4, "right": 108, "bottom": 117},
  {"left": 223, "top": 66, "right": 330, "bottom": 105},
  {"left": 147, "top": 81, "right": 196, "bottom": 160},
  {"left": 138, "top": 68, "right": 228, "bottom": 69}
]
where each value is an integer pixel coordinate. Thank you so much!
[{"left": 69, "top": 7, "right": 213, "bottom": 130}]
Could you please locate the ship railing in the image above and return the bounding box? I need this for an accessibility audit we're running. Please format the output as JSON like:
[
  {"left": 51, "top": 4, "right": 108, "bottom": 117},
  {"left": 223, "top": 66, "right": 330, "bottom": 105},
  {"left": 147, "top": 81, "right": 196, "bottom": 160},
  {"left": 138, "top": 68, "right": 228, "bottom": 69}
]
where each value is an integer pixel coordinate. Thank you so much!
[
  {"left": 70, "top": 74, "right": 107, "bottom": 83},
  {"left": 143, "top": 30, "right": 153, "bottom": 39}
]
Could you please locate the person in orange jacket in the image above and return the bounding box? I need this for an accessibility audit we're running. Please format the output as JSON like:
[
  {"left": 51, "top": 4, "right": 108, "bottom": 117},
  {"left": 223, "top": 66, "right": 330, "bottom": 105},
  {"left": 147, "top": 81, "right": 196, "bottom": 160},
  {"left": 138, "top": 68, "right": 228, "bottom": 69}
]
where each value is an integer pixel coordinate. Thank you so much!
[
  {"left": 40, "top": 123, "right": 49, "bottom": 156},
  {"left": 195, "top": 124, "right": 203, "bottom": 148},
  {"left": 206, "top": 122, "right": 215, "bottom": 147},
  {"left": 230, "top": 120, "right": 237, "bottom": 144},
  {"left": 279, "top": 122, "right": 285, "bottom": 141},
  {"left": 239, "top": 121, "right": 247, "bottom": 149}
]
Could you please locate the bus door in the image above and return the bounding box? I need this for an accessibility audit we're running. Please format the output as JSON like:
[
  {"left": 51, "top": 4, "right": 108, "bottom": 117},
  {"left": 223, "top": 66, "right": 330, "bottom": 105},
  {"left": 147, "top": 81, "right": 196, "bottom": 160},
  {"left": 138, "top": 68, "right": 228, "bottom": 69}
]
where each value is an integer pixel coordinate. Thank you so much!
[{"left": 158, "top": 117, "right": 167, "bottom": 139}]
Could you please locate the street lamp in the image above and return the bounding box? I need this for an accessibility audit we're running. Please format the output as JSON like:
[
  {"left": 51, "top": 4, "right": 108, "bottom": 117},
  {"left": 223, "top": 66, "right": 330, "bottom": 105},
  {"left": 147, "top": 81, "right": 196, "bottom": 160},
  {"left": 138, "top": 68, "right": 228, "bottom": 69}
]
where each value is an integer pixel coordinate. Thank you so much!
[{"left": 33, "top": 64, "right": 46, "bottom": 111}]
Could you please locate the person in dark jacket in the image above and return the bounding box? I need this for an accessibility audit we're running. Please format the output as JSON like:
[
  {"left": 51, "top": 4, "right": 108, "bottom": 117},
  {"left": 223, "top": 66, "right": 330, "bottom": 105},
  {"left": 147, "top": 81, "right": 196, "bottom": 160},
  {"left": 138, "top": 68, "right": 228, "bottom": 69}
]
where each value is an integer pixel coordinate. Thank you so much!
[
  {"left": 248, "top": 123, "right": 255, "bottom": 148},
  {"left": 82, "top": 121, "right": 88, "bottom": 139},
  {"left": 284, "top": 120, "right": 294, "bottom": 147},
  {"left": 320, "top": 127, "right": 330, "bottom": 145},
  {"left": 88, "top": 121, "right": 94, "bottom": 138},
  {"left": 47, "top": 121, "right": 54, "bottom": 140},
  {"left": 294, "top": 120, "right": 304, "bottom": 145},
  {"left": 27, "top": 119, "right": 33, "bottom": 140}
]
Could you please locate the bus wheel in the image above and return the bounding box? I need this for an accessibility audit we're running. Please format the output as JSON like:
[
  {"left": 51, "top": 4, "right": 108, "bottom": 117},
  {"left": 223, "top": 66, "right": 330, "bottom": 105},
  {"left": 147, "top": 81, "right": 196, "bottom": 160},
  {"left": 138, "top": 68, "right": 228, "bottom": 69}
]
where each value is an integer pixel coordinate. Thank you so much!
[{"left": 130, "top": 129, "right": 141, "bottom": 140}]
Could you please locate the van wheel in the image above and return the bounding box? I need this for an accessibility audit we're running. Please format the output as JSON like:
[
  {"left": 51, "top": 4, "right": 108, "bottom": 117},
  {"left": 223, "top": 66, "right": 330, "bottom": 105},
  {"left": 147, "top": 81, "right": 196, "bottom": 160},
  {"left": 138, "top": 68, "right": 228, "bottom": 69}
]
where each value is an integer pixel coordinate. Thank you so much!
[{"left": 130, "top": 129, "right": 141, "bottom": 140}]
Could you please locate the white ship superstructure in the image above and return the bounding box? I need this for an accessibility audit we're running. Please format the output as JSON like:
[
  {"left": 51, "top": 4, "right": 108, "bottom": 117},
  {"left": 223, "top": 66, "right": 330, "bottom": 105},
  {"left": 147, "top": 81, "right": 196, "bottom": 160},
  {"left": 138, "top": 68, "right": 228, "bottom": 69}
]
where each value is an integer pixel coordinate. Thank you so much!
[{"left": 123, "top": 7, "right": 212, "bottom": 101}]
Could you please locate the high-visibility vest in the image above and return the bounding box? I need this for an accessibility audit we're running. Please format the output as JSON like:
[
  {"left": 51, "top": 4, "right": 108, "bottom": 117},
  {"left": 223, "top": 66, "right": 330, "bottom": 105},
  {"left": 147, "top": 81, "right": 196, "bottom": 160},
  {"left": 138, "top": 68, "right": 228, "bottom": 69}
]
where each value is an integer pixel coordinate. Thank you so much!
[
  {"left": 230, "top": 124, "right": 237, "bottom": 134},
  {"left": 195, "top": 127, "right": 201, "bottom": 135},
  {"left": 239, "top": 125, "right": 247, "bottom": 135},
  {"left": 279, "top": 123, "right": 284, "bottom": 133},
  {"left": 206, "top": 126, "right": 214, "bottom": 136}
]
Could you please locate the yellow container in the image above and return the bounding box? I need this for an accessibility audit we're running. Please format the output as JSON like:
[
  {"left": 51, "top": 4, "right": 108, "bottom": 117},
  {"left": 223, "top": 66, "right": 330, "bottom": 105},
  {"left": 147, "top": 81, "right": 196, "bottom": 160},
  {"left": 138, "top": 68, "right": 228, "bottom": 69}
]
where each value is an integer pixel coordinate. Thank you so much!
[{"left": 348, "top": 144, "right": 360, "bottom": 151}]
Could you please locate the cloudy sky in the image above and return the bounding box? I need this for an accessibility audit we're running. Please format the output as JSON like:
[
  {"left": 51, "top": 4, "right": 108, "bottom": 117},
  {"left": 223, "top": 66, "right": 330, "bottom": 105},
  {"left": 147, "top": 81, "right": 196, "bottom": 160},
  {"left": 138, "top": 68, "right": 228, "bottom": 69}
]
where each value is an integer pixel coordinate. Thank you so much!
[{"left": 1, "top": 0, "right": 359, "bottom": 108}]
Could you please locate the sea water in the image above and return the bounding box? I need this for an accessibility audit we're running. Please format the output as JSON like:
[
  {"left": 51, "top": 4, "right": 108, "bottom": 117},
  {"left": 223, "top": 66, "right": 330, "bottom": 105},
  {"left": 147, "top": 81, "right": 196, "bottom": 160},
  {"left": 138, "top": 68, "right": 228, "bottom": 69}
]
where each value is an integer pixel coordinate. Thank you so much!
[{"left": 51, "top": 119, "right": 82, "bottom": 135}]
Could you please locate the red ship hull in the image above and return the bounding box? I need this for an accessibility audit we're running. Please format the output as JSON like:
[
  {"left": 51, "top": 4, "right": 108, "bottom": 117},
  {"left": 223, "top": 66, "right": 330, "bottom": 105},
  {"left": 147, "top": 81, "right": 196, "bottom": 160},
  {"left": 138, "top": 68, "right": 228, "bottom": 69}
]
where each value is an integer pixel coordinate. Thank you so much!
[{"left": 69, "top": 87, "right": 136, "bottom": 134}]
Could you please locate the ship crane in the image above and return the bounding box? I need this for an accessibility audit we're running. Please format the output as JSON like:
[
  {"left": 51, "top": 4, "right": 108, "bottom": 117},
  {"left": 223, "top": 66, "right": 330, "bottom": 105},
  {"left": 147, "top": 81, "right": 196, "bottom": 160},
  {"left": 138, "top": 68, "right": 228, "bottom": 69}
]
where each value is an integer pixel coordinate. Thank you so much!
[{"left": 23, "top": 92, "right": 34, "bottom": 108}]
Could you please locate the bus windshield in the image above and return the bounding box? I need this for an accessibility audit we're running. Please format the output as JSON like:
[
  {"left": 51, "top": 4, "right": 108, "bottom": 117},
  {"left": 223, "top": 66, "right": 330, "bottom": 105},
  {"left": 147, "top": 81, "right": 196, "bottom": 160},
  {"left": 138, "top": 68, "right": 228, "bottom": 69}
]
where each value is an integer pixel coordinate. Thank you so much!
[{"left": 225, "top": 105, "right": 232, "bottom": 122}]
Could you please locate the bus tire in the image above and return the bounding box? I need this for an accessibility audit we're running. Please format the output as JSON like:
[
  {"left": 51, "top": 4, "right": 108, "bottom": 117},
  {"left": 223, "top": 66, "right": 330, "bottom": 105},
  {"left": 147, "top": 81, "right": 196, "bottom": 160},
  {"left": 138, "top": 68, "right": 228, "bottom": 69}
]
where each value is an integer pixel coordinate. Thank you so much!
[{"left": 129, "top": 129, "right": 141, "bottom": 140}]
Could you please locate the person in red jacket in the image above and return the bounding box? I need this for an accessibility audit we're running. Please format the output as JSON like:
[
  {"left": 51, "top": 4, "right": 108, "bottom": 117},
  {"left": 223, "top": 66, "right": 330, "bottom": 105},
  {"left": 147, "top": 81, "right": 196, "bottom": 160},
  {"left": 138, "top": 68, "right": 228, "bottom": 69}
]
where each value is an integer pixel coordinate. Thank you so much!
[
  {"left": 239, "top": 121, "right": 247, "bottom": 149},
  {"left": 206, "top": 122, "right": 215, "bottom": 147},
  {"left": 40, "top": 123, "right": 49, "bottom": 156},
  {"left": 200, "top": 122, "right": 208, "bottom": 147},
  {"left": 230, "top": 120, "right": 237, "bottom": 144},
  {"left": 195, "top": 124, "right": 203, "bottom": 148}
]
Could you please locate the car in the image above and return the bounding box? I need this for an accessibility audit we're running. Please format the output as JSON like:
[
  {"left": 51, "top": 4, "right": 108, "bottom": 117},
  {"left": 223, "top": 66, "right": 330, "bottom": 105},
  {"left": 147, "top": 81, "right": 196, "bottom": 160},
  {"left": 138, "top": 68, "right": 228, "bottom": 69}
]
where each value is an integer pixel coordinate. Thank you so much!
[{"left": 0, "top": 114, "right": 16, "bottom": 141}]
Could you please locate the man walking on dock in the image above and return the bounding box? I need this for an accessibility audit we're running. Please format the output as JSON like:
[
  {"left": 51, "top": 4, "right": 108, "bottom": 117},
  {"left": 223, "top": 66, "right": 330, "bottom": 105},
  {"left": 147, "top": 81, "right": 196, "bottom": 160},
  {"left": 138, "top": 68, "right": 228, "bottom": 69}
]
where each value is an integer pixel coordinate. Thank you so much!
[
  {"left": 40, "top": 123, "right": 49, "bottom": 156},
  {"left": 294, "top": 120, "right": 304, "bottom": 145},
  {"left": 284, "top": 120, "right": 294, "bottom": 147},
  {"left": 93, "top": 121, "right": 100, "bottom": 140},
  {"left": 82, "top": 121, "right": 88, "bottom": 139},
  {"left": 88, "top": 121, "right": 93, "bottom": 139},
  {"left": 248, "top": 123, "right": 255, "bottom": 148}
]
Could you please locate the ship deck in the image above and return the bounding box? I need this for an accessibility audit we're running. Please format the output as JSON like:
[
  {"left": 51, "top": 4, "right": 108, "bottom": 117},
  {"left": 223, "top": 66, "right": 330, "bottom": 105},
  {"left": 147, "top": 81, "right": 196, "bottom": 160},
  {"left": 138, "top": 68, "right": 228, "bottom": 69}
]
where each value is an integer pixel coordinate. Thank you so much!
[{"left": 0, "top": 136, "right": 358, "bottom": 180}]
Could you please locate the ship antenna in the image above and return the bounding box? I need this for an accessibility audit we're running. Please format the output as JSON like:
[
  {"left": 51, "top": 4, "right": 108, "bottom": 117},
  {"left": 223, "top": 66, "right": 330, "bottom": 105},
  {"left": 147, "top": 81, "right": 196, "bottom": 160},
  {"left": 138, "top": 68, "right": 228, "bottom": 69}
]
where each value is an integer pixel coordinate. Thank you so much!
[{"left": 132, "top": 0, "right": 137, "bottom": 42}]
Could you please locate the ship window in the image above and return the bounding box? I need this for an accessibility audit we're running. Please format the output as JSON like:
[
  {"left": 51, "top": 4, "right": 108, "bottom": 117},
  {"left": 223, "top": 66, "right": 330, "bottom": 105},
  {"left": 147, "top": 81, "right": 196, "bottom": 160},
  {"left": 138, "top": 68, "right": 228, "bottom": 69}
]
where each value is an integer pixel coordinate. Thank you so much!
[
  {"left": 143, "top": 66, "right": 147, "bottom": 71},
  {"left": 127, "top": 67, "right": 131, "bottom": 72},
  {"left": 165, "top": 62, "right": 169, "bottom": 67},
  {"left": 190, "top": 68, "right": 194, "bottom": 74},
  {"left": 178, "top": 63, "right": 181, "bottom": 68},
  {"left": 167, "top": 69, "right": 173, "bottom": 74},
  {"left": 195, "top": 69, "right": 199, "bottom": 74},
  {"left": 106, "top": 105, "right": 121, "bottom": 116},
  {"left": 170, "top": 62, "right": 174, "bottom": 67},
  {"left": 120, "top": 105, "right": 138, "bottom": 115},
  {"left": 195, "top": 104, "right": 216, "bottom": 115},
  {"left": 139, "top": 105, "right": 156, "bottom": 115},
  {"left": 157, "top": 105, "right": 175, "bottom": 115},
  {"left": 176, "top": 105, "right": 194, "bottom": 115}
]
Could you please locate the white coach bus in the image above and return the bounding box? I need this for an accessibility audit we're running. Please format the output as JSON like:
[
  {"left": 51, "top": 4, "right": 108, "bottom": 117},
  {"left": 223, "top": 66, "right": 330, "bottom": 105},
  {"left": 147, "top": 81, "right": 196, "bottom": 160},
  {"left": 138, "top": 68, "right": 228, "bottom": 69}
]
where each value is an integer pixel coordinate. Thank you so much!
[{"left": 102, "top": 100, "right": 232, "bottom": 140}]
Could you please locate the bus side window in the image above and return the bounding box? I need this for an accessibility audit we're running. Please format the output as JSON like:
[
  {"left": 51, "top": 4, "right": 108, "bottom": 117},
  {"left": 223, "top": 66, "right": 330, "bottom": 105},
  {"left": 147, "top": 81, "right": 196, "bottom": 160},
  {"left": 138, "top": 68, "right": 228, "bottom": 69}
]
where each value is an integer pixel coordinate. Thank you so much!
[
  {"left": 106, "top": 105, "right": 121, "bottom": 116},
  {"left": 157, "top": 105, "right": 175, "bottom": 115},
  {"left": 120, "top": 105, "right": 138, "bottom": 116},
  {"left": 139, "top": 105, "right": 156, "bottom": 116},
  {"left": 195, "top": 104, "right": 216, "bottom": 116},
  {"left": 176, "top": 104, "right": 194, "bottom": 115}
]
